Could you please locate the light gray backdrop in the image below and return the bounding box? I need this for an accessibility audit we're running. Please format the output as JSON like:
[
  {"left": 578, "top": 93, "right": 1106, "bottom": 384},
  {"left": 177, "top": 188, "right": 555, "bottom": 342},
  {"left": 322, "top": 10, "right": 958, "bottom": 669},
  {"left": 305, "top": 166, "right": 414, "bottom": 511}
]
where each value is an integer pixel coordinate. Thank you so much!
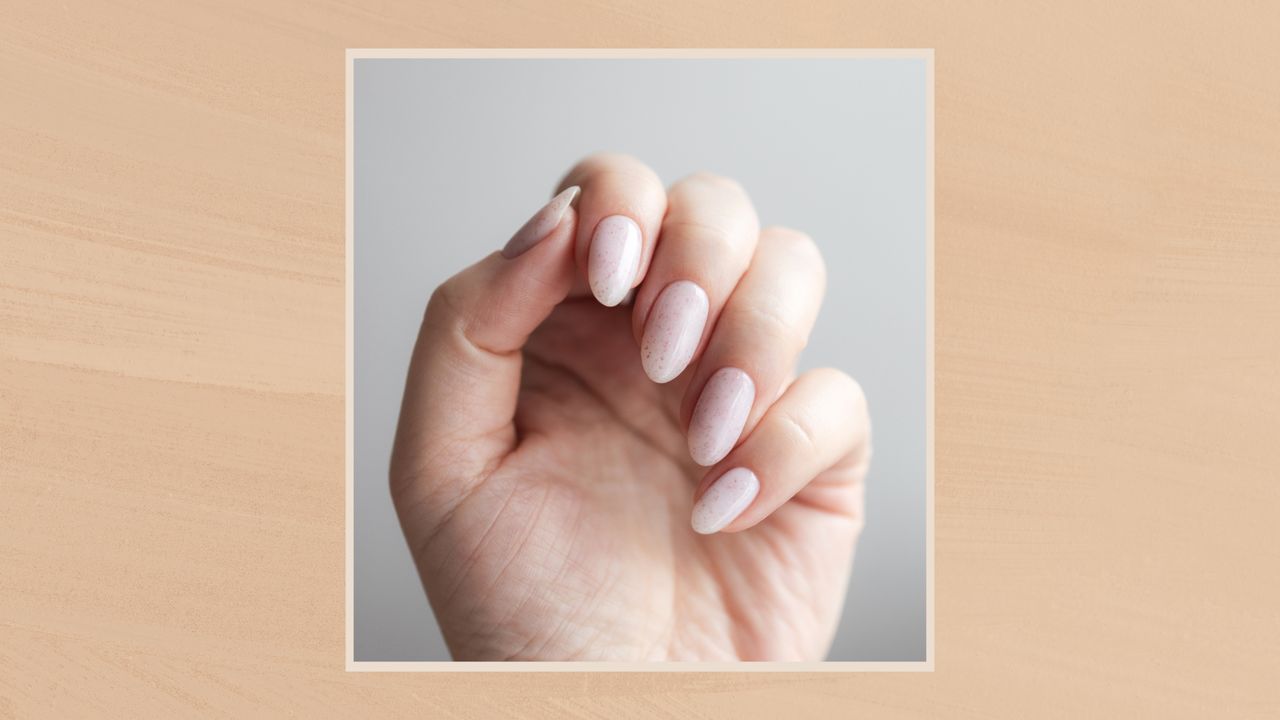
[{"left": 354, "top": 57, "right": 927, "bottom": 661}]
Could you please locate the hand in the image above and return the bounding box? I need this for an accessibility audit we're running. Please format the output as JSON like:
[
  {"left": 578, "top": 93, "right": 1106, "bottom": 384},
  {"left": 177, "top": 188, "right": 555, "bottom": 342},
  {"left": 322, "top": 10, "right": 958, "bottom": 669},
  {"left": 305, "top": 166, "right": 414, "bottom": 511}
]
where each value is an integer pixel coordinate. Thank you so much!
[{"left": 390, "top": 154, "right": 871, "bottom": 661}]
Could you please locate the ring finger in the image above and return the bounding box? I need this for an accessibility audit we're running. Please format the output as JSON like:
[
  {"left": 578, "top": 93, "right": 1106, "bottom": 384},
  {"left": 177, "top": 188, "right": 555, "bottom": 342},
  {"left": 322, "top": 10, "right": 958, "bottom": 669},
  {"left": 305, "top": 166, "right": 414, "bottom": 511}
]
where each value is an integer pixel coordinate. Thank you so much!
[{"left": 682, "top": 226, "right": 827, "bottom": 466}]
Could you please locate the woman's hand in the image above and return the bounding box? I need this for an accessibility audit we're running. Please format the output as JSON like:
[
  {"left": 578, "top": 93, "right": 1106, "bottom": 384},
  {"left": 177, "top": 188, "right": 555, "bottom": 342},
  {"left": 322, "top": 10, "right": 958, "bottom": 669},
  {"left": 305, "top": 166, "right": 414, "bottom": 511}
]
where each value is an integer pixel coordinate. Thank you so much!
[{"left": 390, "top": 154, "right": 871, "bottom": 661}]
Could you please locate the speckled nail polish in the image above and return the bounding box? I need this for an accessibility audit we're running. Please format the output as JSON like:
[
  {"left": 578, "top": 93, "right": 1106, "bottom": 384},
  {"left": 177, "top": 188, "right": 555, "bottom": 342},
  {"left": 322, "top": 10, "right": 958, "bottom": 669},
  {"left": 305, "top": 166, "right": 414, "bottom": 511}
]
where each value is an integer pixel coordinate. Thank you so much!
[
  {"left": 691, "top": 468, "right": 759, "bottom": 534},
  {"left": 688, "top": 368, "right": 755, "bottom": 466},
  {"left": 640, "top": 280, "right": 709, "bottom": 384},
  {"left": 588, "top": 215, "right": 642, "bottom": 307},
  {"left": 501, "top": 186, "right": 578, "bottom": 258}
]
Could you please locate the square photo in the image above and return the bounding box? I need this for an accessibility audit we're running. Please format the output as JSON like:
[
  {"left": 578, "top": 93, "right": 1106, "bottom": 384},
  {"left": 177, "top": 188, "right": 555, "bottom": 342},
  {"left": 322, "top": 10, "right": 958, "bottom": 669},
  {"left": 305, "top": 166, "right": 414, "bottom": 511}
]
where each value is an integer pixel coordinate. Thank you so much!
[{"left": 349, "top": 52, "right": 931, "bottom": 666}]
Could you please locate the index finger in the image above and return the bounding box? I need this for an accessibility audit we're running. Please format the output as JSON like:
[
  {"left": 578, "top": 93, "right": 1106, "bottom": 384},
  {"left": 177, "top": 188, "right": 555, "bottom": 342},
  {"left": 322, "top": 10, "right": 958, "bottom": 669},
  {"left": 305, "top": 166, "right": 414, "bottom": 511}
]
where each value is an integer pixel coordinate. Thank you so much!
[{"left": 556, "top": 153, "right": 668, "bottom": 307}]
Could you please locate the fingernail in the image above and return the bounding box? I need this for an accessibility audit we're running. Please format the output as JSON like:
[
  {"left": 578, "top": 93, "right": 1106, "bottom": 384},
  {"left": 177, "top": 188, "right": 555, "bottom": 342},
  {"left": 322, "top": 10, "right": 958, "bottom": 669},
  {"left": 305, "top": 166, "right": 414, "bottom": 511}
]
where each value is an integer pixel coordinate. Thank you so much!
[
  {"left": 501, "top": 186, "right": 579, "bottom": 258},
  {"left": 588, "top": 215, "right": 642, "bottom": 307},
  {"left": 640, "top": 281, "right": 709, "bottom": 383},
  {"left": 688, "top": 368, "right": 755, "bottom": 466},
  {"left": 691, "top": 468, "right": 759, "bottom": 534}
]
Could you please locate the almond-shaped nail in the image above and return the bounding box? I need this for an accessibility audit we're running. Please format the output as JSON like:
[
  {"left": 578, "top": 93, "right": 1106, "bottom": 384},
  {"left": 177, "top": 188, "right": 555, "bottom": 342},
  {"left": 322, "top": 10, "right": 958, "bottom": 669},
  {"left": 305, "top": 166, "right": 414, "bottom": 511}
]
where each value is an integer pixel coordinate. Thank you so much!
[
  {"left": 501, "top": 186, "right": 579, "bottom": 258},
  {"left": 640, "top": 281, "right": 709, "bottom": 383},
  {"left": 688, "top": 368, "right": 755, "bottom": 466},
  {"left": 691, "top": 468, "right": 759, "bottom": 534},
  {"left": 588, "top": 215, "right": 642, "bottom": 306}
]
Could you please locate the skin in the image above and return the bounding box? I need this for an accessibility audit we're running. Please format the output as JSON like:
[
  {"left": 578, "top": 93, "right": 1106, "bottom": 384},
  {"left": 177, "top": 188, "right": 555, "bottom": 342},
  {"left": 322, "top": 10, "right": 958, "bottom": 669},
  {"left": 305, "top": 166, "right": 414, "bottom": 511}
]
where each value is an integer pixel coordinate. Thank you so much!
[{"left": 391, "top": 155, "right": 872, "bottom": 661}]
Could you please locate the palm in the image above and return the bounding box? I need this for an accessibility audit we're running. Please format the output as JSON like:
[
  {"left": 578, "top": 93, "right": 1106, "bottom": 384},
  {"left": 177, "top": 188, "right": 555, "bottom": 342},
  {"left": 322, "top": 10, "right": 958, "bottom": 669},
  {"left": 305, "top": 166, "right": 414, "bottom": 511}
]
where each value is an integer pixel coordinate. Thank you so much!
[{"left": 411, "top": 300, "right": 864, "bottom": 661}]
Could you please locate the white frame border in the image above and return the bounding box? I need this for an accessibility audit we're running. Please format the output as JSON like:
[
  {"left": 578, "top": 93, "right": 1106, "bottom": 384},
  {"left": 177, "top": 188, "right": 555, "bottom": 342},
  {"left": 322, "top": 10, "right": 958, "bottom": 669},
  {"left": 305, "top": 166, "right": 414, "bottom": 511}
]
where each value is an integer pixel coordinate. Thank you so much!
[{"left": 345, "top": 48, "right": 935, "bottom": 672}]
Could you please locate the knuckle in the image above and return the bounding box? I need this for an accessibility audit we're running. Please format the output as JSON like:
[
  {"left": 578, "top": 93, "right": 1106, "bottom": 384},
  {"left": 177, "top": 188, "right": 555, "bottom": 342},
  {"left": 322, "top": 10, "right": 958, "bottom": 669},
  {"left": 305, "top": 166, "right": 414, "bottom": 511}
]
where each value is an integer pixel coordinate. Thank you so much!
[
  {"left": 814, "top": 367, "right": 867, "bottom": 411},
  {"left": 774, "top": 407, "right": 820, "bottom": 456},
  {"left": 675, "top": 171, "right": 752, "bottom": 206},
  {"left": 663, "top": 217, "right": 741, "bottom": 258},
  {"left": 568, "top": 152, "right": 660, "bottom": 186},
  {"left": 425, "top": 280, "right": 455, "bottom": 323},
  {"left": 696, "top": 170, "right": 744, "bottom": 192},
  {"left": 593, "top": 150, "right": 645, "bottom": 168},
  {"left": 676, "top": 170, "right": 747, "bottom": 199},
  {"left": 811, "top": 369, "right": 871, "bottom": 452},
  {"left": 737, "top": 301, "right": 804, "bottom": 350},
  {"left": 425, "top": 278, "right": 464, "bottom": 328},
  {"left": 574, "top": 151, "right": 632, "bottom": 172},
  {"left": 767, "top": 226, "right": 826, "bottom": 283},
  {"left": 425, "top": 277, "right": 487, "bottom": 352}
]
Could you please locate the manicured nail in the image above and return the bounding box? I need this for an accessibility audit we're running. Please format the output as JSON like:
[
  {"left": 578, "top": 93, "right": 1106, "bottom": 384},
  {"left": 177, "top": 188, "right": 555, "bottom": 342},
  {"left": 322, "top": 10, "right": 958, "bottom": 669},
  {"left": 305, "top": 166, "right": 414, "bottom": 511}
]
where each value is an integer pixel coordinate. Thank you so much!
[
  {"left": 691, "top": 468, "right": 759, "bottom": 534},
  {"left": 588, "top": 215, "right": 642, "bottom": 307},
  {"left": 501, "top": 186, "right": 579, "bottom": 258},
  {"left": 640, "top": 281, "right": 709, "bottom": 383},
  {"left": 688, "top": 368, "right": 755, "bottom": 466}
]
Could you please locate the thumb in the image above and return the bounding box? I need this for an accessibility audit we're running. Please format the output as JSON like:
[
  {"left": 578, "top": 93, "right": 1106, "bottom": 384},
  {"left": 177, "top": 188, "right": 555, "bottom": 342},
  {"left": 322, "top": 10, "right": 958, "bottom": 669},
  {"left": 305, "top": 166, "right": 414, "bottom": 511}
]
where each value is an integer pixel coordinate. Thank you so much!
[{"left": 391, "top": 186, "right": 579, "bottom": 505}]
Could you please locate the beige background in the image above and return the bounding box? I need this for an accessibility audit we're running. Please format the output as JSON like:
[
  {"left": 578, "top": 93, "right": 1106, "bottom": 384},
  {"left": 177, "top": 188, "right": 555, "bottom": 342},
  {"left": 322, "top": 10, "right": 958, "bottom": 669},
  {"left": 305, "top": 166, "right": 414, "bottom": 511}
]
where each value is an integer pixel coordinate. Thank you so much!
[{"left": 2, "top": 1, "right": 1277, "bottom": 717}]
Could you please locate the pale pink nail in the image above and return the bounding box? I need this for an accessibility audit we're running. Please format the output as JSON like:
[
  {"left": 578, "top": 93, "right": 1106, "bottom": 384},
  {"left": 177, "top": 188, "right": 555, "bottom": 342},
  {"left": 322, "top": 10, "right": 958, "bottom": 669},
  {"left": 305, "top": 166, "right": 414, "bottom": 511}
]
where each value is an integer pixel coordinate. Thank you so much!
[
  {"left": 691, "top": 468, "right": 759, "bottom": 534},
  {"left": 501, "top": 186, "right": 579, "bottom": 258},
  {"left": 640, "top": 281, "right": 709, "bottom": 384},
  {"left": 588, "top": 215, "right": 642, "bottom": 307},
  {"left": 688, "top": 368, "right": 755, "bottom": 466}
]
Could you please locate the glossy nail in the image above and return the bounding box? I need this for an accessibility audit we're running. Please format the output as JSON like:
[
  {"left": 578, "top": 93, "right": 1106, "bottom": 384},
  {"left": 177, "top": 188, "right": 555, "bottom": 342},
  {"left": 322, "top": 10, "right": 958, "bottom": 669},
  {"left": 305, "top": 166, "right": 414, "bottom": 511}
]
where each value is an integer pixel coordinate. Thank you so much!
[
  {"left": 691, "top": 468, "right": 759, "bottom": 535},
  {"left": 501, "top": 186, "right": 579, "bottom": 258},
  {"left": 688, "top": 368, "right": 755, "bottom": 466},
  {"left": 588, "top": 215, "right": 642, "bottom": 306},
  {"left": 640, "top": 280, "right": 709, "bottom": 383}
]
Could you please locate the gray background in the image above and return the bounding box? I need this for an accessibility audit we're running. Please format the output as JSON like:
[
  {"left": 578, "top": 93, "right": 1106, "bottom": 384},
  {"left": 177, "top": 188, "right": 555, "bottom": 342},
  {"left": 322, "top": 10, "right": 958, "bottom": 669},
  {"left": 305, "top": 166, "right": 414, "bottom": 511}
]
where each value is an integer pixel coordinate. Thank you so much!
[{"left": 354, "top": 58, "right": 927, "bottom": 661}]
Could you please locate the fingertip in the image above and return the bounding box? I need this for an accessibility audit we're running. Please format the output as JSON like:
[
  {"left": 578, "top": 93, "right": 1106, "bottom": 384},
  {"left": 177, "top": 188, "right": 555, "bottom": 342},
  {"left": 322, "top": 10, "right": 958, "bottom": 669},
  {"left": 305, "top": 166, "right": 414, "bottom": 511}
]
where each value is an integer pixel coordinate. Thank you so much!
[
  {"left": 587, "top": 214, "right": 642, "bottom": 307},
  {"left": 559, "top": 154, "right": 667, "bottom": 305},
  {"left": 690, "top": 467, "right": 760, "bottom": 535},
  {"left": 639, "top": 280, "right": 709, "bottom": 384},
  {"left": 502, "top": 186, "right": 580, "bottom": 259}
]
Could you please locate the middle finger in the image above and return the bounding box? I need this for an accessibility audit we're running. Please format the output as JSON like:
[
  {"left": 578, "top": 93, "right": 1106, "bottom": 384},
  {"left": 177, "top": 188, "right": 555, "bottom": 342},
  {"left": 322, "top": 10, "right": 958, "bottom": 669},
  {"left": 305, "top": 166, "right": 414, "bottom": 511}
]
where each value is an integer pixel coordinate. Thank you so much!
[{"left": 633, "top": 172, "right": 759, "bottom": 384}]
